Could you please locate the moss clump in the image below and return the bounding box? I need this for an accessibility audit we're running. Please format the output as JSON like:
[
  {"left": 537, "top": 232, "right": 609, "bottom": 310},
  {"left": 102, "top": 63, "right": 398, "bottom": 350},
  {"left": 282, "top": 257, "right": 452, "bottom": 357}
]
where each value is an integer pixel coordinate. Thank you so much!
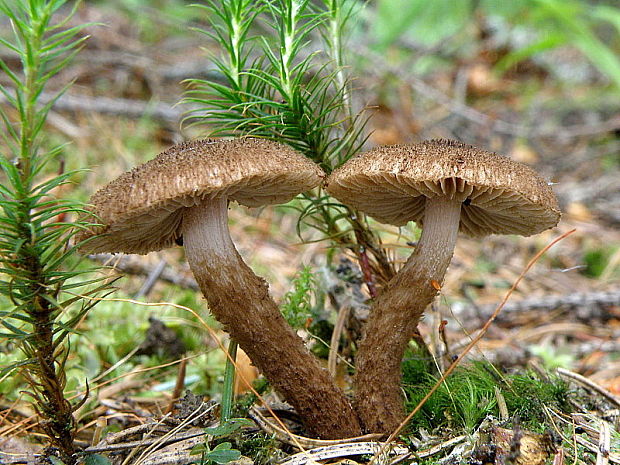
[
  {"left": 505, "top": 372, "right": 571, "bottom": 425},
  {"left": 235, "top": 431, "right": 282, "bottom": 465},
  {"left": 402, "top": 355, "right": 571, "bottom": 433},
  {"left": 232, "top": 378, "right": 271, "bottom": 419}
]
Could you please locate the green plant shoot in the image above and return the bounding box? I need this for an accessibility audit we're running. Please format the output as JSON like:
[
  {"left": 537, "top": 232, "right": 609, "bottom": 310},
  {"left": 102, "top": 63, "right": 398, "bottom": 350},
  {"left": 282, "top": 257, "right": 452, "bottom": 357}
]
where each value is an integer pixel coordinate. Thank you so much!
[{"left": 0, "top": 1, "right": 110, "bottom": 462}]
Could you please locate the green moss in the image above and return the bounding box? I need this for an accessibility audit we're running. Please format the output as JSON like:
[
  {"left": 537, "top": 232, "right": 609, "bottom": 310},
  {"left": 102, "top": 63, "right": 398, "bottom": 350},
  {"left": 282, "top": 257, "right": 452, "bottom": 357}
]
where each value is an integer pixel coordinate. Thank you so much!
[
  {"left": 308, "top": 320, "right": 334, "bottom": 359},
  {"left": 235, "top": 431, "right": 282, "bottom": 465},
  {"left": 232, "top": 377, "right": 270, "bottom": 419},
  {"left": 401, "top": 344, "right": 437, "bottom": 386},
  {"left": 402, "top": 355, "right": 572, "bottom": 434},
  {"left": 505, "top": 372, "right": 571, "bottom": 423}
]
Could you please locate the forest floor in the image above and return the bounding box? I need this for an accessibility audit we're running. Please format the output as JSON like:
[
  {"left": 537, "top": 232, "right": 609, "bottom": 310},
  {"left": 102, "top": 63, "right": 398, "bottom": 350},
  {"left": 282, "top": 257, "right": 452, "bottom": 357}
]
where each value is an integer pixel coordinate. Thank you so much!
[{"left": 1, "top": 2, "right": 619, "bottom": 465}]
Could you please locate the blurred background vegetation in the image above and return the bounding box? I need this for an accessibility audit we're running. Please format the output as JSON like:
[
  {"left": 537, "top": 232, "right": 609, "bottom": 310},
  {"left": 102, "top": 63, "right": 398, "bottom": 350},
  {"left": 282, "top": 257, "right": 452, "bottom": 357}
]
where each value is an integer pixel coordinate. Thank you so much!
[{"left": 0, "top": 0, "right": 619, "bottom": 461}]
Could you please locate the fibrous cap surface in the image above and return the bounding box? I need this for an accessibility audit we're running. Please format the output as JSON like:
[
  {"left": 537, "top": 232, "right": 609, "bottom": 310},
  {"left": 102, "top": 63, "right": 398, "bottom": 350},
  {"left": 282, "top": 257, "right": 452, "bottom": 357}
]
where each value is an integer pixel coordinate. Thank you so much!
[
  {"left": 325, "top": 139, "right": 560, "bottom": 237},
  {"left": 78, "top": 138, "right": 324, "bottom": 254}
]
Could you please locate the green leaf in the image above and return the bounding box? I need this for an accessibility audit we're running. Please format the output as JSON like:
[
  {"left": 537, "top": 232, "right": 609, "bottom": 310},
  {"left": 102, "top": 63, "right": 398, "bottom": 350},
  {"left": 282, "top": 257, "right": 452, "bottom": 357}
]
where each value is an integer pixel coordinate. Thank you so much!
[
  {"left": 572, "top": 34, "right": 620, "bottom": 89},
  {"left": 593, "top": 5, "right": 620, "bottom": 34},
  {"left": 495, "top": 33, "right": 566, "bottom": 74},
  {"left": 0, "top": 358, "right": 33, "bottom": 377},
  {"left": 204, "top": 418, "right": 254, "bottom": 437},
  {"left": 82, "top": 454, "right": 112, "bottom": 465},
  {"left": 373, "top": 0, "right": 472, "bottom": 49},
  {"left": 204, "top": 443, "right": 242, "bottom": 464}
]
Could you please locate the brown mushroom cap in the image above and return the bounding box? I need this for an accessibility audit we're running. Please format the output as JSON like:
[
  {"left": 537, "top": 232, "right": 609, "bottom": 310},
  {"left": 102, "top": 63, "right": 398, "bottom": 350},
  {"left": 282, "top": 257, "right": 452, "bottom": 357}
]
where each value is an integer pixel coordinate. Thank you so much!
[
  {"left": 326, "top": 139, "right": 560, "bottom": 237},
  {"left": 78, "top": 138, "right": 324, "bottom": 254}
]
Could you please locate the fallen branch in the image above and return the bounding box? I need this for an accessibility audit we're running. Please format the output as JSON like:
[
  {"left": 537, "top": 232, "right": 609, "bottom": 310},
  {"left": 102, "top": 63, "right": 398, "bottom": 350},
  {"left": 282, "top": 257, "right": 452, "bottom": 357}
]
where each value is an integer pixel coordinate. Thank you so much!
[
  {"left": 248, "top": 407, "right": 382, "bottom": 450},
  {"left": 403, "top": 75, "right": 620, "bottom": 138},
  {"left": 0, "top": 89, "right": 205, "bottom": 123},
  {"left": 278, "top": 442, "right": 409, "bottom": 465},
  {"left": 87, "top": 254, "right": 199, "bottom": 291},
  {"left": 557, "top": 368, "right": 620, "bottom": 409},
  {"left": 2, "top": 51, "right": 618, "bottom": 140},
  {"left": 356, "top": 45, "right": 620, "bottom": 139},
  {"left": 452, "top": 289, "right": 620, "bottom": 322}
]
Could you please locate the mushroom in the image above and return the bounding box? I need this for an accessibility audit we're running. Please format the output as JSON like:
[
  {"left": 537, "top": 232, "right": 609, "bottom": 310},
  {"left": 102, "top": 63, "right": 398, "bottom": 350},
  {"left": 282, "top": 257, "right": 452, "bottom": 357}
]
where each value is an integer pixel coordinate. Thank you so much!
[
  {"left": 77, "top": 138, "right": 361, "bottom": 439},
  {"left": 325, "top": 139, "right": 561, "bottom": 433}
]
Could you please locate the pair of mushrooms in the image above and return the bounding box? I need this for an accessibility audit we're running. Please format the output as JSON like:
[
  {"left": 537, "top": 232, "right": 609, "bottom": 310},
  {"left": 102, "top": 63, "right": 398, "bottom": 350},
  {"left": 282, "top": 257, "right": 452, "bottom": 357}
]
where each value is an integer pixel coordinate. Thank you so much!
[{"left": 78, "top": 138, "right": 560, "bottom": 437}]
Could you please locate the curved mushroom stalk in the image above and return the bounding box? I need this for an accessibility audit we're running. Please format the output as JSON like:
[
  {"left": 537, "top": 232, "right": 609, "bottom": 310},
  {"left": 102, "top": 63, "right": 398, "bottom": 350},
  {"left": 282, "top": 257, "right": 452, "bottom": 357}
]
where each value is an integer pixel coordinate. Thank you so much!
[
  {"left": 183, "top": 198, "right": 362, "bottom": 439},
  {"left": 353, "top": 196, "right": 461, "bottom": 433}
]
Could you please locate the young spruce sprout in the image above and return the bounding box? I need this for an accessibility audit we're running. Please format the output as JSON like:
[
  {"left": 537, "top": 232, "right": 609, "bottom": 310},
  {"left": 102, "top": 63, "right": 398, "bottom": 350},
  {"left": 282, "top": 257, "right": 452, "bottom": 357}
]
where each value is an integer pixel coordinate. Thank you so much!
[
  {"left": 184, "top": 0, "right": 395, "bottom": 303},
  {"left": 0, "top": 1, "right": 109, "bottom": 462}
]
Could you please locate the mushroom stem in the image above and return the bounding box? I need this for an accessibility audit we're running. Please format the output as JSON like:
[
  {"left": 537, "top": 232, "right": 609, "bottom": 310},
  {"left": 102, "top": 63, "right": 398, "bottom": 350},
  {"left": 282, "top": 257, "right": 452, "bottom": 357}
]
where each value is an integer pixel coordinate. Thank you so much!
[
  {"left": 353, "top": 195, "right": 462, "bottom": 433},
  {"left": 182, "top": 197, "right": 361, "bottom": 439}
]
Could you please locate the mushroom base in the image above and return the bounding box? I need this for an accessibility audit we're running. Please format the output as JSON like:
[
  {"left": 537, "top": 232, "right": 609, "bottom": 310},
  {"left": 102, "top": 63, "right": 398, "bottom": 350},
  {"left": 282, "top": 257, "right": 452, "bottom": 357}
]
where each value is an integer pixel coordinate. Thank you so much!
[
  {"left": 353, "top": 196, "right": 461, "bottom": 433},
  {"left": 183, "top": 198, "right": 361, "bottom": 439}
]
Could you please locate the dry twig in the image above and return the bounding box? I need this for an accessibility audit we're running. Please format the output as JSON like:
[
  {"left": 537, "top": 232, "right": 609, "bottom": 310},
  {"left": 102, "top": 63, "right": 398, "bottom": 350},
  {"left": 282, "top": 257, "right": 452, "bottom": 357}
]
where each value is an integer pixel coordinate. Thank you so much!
[
  {"left": 452, "top": 289, "right": 620, "bottom": 322},
  {"left": 248, "top": 407, "right": 382, "bottom": 450},
  {"left": 557, "top": 368, "right": 620, "bottom": 409}
]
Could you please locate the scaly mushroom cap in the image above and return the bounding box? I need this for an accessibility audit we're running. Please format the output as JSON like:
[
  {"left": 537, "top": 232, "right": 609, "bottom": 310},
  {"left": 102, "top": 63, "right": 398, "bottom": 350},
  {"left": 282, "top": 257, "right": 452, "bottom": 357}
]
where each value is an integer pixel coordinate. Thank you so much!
[
  {"left": 78, "top": 138, "right": 324, "bottom": 254},
  {"left": 325, "top": 139, "right": 560, "bottom": 237}
]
